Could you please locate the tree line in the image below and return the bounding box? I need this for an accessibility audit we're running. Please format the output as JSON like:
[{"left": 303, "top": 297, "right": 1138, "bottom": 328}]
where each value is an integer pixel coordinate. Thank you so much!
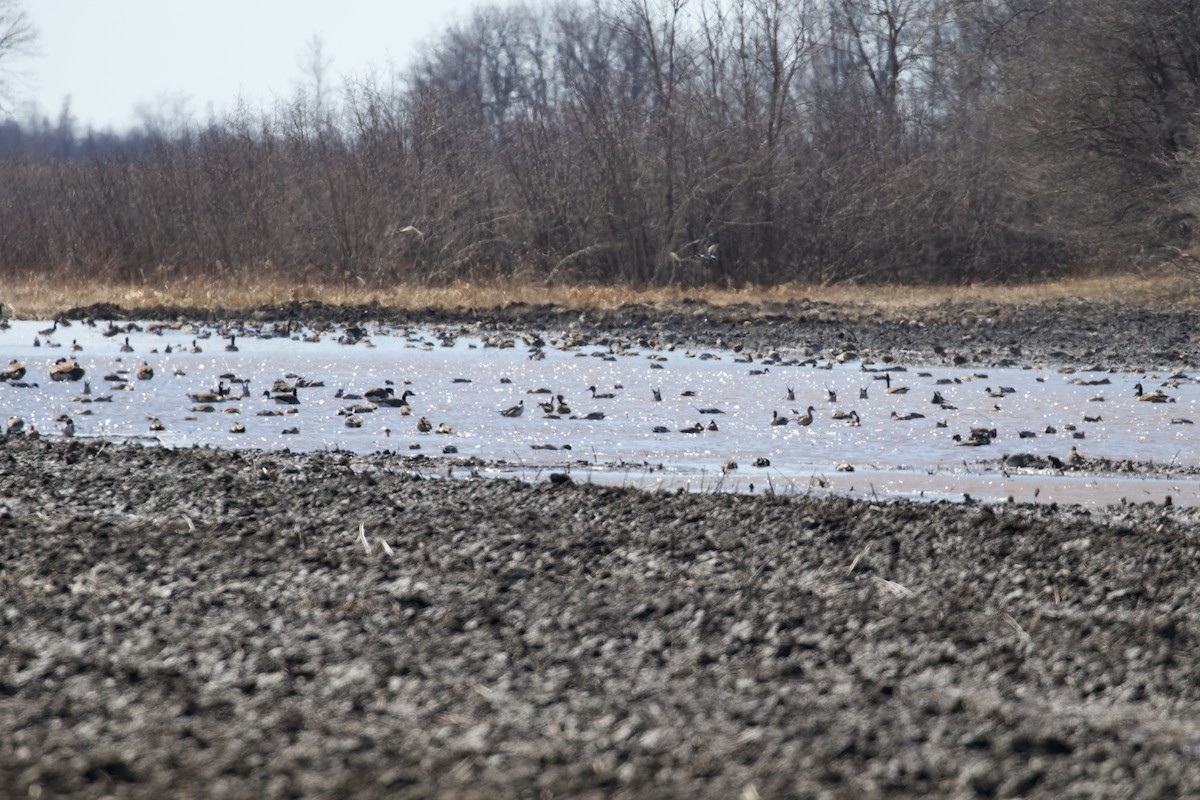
[{"left": 1, "top": 0, "right": 1197, "bottom": 288}]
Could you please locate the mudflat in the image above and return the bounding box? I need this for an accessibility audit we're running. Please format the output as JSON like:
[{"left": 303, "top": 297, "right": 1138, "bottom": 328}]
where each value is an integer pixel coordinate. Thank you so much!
[{"left": 2, "top": 297, "right": 1199, "bottom": 799}]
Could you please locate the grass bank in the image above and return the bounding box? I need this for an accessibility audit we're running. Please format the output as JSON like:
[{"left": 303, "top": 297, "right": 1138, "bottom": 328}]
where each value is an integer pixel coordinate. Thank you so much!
[{"left": 1, "top": 268, "right": 1194, "bottom": 320}]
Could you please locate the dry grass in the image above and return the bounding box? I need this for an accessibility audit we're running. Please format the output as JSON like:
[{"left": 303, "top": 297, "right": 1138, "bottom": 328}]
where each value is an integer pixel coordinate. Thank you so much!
[{"left": 1, "top": 267, "right": 1196, "bottom": 319}]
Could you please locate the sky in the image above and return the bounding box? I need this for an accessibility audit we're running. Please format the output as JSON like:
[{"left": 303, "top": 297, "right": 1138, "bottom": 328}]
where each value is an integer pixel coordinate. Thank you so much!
[{"left": 14, "top": 0, "right": 493, "bottom": 131}]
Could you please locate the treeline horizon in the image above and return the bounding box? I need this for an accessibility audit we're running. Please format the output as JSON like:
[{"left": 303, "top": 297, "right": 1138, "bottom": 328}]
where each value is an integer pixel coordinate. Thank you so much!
[{"left": 1, "top": 0, "right": 1197, "bottom": 288}]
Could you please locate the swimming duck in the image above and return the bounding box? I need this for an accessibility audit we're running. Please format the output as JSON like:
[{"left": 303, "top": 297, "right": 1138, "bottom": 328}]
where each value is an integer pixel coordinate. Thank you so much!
[
  {"left": 225, "top": 335, "right": 239, "bottom": 352},
  {"left": 884, "top": 374, "right": 908, "bottom": 394},
  {"left": 136, "top": 362, "right": 154, "bottom": 380},
  {"left": 344, "top": 415, "right": 363, "bottom": 428},
  {"left": 190, "top": 339, "right": 202, "bottom": 353},
  {"left": 794, "top": 406, "right": 816, "bottom": 426},
  {"left": 1133, "top": 383, "right": 1172, "bottom": 403},
  {"left": 652, "top": 387, "right": 663, "bottom": 402},
  {"left": 229, "top": 421, "right": 246, "bottom": 433},
  {"left": 890, "top": 410, "right": 926, "bottom": 421},
  {"left": 1, "top": 360, "right": 25, "bottom": 381},
  {"left": 120, "top": 336, "right": 134, "bottom": 353},
  {"left": 49, "top": 358, "right": 85, "bottom": 382},
  {"left": 416, "top": 417, "right": 433, "bottom": 433},
  {"left": 376, "top": 389, "right": 416, "bottom": 408},
  {"left": 679, "top": 422, "right": 704, "bottom": 433},
  {"left": 435, "top": 422, "right": 454, "bottom": 435},
  {"left": 148, "top": 417, "right": 165, "bottom": 432},
  {"left": 588, "top": 385, "right": 617, "bottom": 399},
  {"left": 500, "top": 400, "right": 525, "bottom": 417},
  {"left": 770, "top": 410, "right": 789, "bottom": 426},
  {"left": 188, "top": 383, "right": 228, "bottom": 403},
  {"left": 707, "top": 420, "right": 719, "bottom": 431}
]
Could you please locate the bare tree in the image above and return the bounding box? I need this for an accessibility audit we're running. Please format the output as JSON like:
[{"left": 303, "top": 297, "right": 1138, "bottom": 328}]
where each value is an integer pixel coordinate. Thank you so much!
[{"left": 0, "top": 0, "right": 36, "bottom": 111}]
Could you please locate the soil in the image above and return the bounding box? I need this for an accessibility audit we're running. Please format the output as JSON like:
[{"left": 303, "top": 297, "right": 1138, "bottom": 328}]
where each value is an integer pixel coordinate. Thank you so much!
[{"left": 3, "top": 298, "right": 1200, "bottom": 799}]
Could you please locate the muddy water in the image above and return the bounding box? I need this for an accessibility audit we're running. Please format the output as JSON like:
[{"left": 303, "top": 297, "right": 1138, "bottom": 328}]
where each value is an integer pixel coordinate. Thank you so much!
[{"left": 2, "top": 319, "right": 1197, "bottom": 505}]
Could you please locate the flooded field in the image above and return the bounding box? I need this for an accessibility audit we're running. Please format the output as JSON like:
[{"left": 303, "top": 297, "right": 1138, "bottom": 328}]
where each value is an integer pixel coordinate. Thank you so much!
[{"left": 2, "top": 318, "right": 1197, "bottom": 506}]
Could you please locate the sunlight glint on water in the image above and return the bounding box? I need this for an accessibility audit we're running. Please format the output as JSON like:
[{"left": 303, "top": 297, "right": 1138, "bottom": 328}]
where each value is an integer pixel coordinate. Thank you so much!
[{"left": 1, "top": 320, "right": 1197, "bottom": 506}]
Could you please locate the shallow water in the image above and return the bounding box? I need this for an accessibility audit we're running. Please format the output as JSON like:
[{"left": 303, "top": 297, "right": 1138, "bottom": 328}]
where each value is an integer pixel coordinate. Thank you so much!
[{"left": 2, "top": 319, "right": 1197, "bottom": 506}]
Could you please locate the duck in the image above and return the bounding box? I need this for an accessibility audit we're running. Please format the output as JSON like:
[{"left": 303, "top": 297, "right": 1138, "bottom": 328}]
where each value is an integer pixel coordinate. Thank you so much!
[
  {"left": 376, "top": 389, "right": 416, "bottom": 408},
  {"left": 1, "top": 360, "right": 25, "bottom": 381},
  {"left": 697, "top": 406, "right": 725, "bottom": 415},
  {"left": 1133, "top": 383, "right": 1172, "bottom": 403},
  {"left": 190, "top": 339, "right": 203, "bottom": 353},
  {"left": 136, "top": 361, "right": 154, "bottom": 380},
  {"left": 225, "top": 334, "right": 239, "bottom": 352},
  {"left": 500, "top": 400, "right": 525, "bottom": 417},
  {"left": 555, "top": 395, "right": 571, "bottom": 415},
  {"left": 416, "top": 417, "right": 433, "bottom": 433},
  {"left": 588, "top": 385, "right": 617, "bottom": 399},
  {"left": 890, "top": 410, "right": 926, "bottom": 421},
  {"left": 843, "top": 410, "right": 861, "bottom": 426},
  {"left": 58, "top": 415, "right": 75, "bottom": 437},
  {"left": 265, "top": 389, "right": 300, "bottom": 405},
  {"left": 5, "top": 415, "right": 25, "bottom": 435},
  {"left": 679, "top": 422, "right": 704, "bottom": 433},
  {"left": 435, "top": 422, "right": 454, "bottom": 435},
  {"left": 884, "top": 373, "right": 908, "bottom": 395},
  {"left": 785, "top": 386, "right": 795, "bottom": 401},
  {"left": 120, "top": 336, "right": 134, "bottom": 353},
  {"left": 49, "top": 358, "right": 85, "bottom": 382},
  {"left": 651, "top": 387, "right": 663, "bottom": 402},
  {"left": 148, "top": 417, "right": 165, "bottom": 432},
  {"left": 229, "top": 421, "right": 246, "bottom": 434},
  {"left": 343, "top": 415, "right": 363, "bottom": 429},
  {"left": 794, "top": 406, "right": 816, "bottom": 426},
  {"left": 1068, "top": 445, "right": 1084, "bottom": 466},
  {"left": 188, "top": 383, "right": 228, "bottom": 403},
  {"left": 706, "top": 420, "right": 719, "bottom": 431},
  {"left": 770, "top": 410, "right": 789, "bottom": 426}
]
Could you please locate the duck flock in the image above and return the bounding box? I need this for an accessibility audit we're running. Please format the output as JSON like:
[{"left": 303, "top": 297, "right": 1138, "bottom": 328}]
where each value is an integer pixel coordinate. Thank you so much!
[{"left": 2, "top": 315, "right": 1199, "bottom": 503}]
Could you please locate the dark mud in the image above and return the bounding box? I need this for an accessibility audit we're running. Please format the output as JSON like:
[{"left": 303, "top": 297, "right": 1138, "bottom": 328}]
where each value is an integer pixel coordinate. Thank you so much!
[
  {"left": 3, "top": 436, "right": 1200, "bottom": 799},
  {"left": 62, "top": 296, "right": 1200, "bottom": 371}
]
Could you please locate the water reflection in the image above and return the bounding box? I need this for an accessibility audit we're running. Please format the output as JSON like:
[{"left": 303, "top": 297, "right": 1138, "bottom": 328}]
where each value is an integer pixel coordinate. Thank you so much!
[{"left": 2, "top": 319, "right": 1197, "bottom": 506}]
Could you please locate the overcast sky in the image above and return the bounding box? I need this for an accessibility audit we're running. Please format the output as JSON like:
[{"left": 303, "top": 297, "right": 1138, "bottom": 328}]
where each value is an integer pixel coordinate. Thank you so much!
[{"left": 16, "top": 0, "right": 492, "bottom": 131}]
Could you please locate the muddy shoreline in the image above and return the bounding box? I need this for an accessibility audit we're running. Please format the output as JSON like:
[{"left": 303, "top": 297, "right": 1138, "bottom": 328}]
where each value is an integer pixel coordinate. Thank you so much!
[
  {"left": 59, "top": 296, "right": 1200, "bottom": 372},
  {"left": 3, "top": 299, "right": 1200, "bottom": 798}
]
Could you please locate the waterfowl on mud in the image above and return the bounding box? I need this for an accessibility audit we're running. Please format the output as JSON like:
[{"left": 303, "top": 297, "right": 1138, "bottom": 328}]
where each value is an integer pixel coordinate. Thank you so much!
[{"left": 6, "top": 415, "right": 25, "bottom": 435}]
